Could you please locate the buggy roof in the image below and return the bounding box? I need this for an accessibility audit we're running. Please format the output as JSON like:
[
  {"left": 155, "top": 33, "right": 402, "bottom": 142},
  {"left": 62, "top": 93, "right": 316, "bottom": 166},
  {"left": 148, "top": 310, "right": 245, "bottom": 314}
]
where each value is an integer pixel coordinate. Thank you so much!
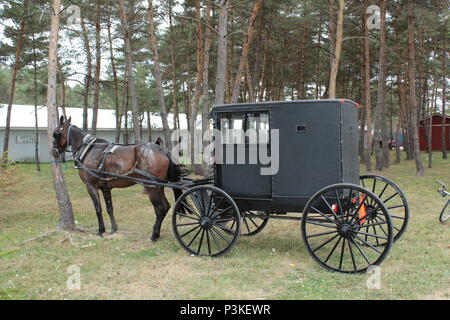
[{"left": 211, "top": 99, "right": 358, "bottom": 114}]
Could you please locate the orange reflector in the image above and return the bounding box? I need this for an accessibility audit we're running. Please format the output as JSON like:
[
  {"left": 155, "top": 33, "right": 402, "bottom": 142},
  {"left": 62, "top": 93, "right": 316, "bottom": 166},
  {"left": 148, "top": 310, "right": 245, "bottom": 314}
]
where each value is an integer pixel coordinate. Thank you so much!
[{"left": 358, "top": 195, "right": 367, "bottom": 224}]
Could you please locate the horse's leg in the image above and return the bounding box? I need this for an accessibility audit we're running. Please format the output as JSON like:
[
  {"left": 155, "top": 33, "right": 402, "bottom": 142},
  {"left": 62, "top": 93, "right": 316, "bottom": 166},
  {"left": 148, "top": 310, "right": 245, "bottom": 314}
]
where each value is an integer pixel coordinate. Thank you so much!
[
  {"left": 101, "top": 188, "right": 118, "bottom": 234},
  {"left": 146, "top": 187, "right": 171, "bottom": 242},
  {"left": 86, "top": 184, "right": 105, "bottom": 236}
]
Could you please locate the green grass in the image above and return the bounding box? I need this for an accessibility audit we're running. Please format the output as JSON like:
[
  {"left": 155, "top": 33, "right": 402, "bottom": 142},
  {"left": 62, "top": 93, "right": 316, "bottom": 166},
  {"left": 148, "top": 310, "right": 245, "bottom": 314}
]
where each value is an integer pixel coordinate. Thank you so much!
[{"left": 0, "top": 152, "right": 449, "bottom": 300}]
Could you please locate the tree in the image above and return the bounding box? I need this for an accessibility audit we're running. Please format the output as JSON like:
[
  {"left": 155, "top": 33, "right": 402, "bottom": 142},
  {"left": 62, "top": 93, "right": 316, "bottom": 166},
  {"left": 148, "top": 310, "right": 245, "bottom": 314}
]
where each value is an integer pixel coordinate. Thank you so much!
[
  {"left": 328, "top": 0, "right": 344, "bottom": 99},
  {"left": 214, "top": 0, "right": 230, "bottom": 106},
  {"left": 46, "top": 0, "right": 75, "bottom": 230},
  {"left": 118, "top": 0, "right": 142, "bottom": 143},
  {"left": 2, "top": 0, "right": 29, "bottom": 166},
  {"left": 91, "top": 0, "right": 102, "bottom": 135},
  {"left": 146, "top": 0, "right": 172, "bottom": 149},
  {"left": 374, "top": 0, "right": 387, "bottom": 171},
  {"left": 362, "top": 0, "right": 372, "bottom": 172},
  {"left": 407, "top": 0, "right": 424, "bottom": 176},
  {"left": 231, "top": 0, "right": 263, "bottom": 103}
]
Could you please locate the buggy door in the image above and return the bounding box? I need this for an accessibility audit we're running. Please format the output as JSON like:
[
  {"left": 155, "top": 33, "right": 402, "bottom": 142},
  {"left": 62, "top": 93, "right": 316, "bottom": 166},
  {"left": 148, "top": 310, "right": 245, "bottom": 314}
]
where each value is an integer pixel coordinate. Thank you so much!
[{"left": 216, "top": 112, "right": 272, "bottom": 198}]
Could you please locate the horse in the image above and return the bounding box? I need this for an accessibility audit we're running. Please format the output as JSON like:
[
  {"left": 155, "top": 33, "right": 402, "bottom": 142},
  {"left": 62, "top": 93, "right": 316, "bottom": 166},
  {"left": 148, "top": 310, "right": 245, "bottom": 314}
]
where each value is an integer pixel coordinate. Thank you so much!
[{"left": 52, "top": 115, "right": 185, "bottom": 241}]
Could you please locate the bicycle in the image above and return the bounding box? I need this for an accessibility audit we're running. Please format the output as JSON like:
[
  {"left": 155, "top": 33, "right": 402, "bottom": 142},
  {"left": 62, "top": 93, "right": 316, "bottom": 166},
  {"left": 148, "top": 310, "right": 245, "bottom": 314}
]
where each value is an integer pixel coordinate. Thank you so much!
[{"left": 437, "top": 181, "right": 450, "bottom": 223}]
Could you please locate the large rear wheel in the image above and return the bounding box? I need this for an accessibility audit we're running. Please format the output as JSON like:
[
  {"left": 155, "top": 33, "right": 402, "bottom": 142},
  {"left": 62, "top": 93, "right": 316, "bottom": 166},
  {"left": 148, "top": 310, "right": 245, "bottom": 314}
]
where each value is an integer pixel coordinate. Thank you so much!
[
  {"left": 301, "top": 183, "right": 394, "bottom": 273},
  {"left": 360, "top": 174, "right": 409, "bottom": 242}
]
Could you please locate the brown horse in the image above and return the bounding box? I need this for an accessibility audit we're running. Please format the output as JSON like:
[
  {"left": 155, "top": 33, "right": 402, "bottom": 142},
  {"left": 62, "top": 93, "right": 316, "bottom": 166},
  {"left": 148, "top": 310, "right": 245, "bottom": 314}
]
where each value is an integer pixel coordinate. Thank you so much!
[{"left": 52, "top": 116, "right": 184, "bottom": 241}]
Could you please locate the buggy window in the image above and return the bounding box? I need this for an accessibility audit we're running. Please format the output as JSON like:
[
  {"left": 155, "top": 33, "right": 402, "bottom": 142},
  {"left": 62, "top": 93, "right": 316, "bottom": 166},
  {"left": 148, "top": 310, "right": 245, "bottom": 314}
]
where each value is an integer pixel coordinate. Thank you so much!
[{"left": 219, "top": 112, "right": 269, "bottom": 144}]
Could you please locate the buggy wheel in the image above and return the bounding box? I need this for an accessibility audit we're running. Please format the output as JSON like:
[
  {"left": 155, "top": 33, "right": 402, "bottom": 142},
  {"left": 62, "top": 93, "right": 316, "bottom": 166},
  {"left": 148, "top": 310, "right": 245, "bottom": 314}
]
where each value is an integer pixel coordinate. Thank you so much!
[
  {"left": 240, "top": 211, "right": 269, "bottom": 237},
  {"left": 301, "top": 183, "right": 394, "bottom": 273},
  {"left": 439, "top": 200, "right": 450, "bottom": 224},
  {"left": 360, "top": 174, "right": 409, "bottom": 242},
  {"left": 172, "top": 185, "right": 241, "bottom": 257}
]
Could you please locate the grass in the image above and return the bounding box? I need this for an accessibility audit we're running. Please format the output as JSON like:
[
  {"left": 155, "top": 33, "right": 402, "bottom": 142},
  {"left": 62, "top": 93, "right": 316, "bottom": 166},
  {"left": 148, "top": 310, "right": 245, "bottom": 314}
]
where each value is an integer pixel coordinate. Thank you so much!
[{"left": 0, "top": 152, "right": 449, "bottom": 300}]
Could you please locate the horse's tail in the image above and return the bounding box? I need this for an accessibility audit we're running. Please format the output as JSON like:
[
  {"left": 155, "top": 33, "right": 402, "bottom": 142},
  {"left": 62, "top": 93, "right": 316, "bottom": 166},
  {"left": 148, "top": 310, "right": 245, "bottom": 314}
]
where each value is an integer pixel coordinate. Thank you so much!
[{"left": 167, "top": 155, "right": 190, "bottom": 203}]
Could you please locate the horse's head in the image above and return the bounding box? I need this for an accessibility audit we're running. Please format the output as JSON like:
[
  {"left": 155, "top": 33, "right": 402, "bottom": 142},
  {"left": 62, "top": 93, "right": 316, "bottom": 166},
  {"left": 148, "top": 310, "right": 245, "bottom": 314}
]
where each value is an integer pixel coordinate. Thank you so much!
[{"left": 52, "top": 115, "right": 72, "bottom": 158}]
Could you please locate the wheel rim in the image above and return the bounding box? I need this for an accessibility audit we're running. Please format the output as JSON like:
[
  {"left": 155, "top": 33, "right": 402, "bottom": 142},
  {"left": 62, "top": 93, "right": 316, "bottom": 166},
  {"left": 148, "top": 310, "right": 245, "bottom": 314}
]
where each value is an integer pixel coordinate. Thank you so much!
[
  {"left": 301, "top": 184, "right": 394, "bottom": 273},
  {"left": 172, "top": 186, "right": 241, "bottom": 257},
  {"left": 360, "top": 175, "right": 409, "bottom": 242},
  {"left": 239, "top": 211, "right": 269, "bottom": 236}
]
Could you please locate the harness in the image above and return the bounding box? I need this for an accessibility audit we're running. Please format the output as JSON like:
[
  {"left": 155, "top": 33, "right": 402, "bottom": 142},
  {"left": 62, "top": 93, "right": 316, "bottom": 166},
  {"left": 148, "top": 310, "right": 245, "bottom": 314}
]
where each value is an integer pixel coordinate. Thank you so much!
[{"left": 63, "top": 125, "right": 166, "bottom": 184}]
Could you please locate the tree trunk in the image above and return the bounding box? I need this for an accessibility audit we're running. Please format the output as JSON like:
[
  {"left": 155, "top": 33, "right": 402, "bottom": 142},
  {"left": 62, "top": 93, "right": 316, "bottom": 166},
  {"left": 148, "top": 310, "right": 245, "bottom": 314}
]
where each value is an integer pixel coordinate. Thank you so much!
[
  {"left": 441, "top": 22, "right": 448, "bottom": 159},
  {"left": 168, "top": 3, "right": 180, "bottom": 131},
  {"left": 201, "top": 1, "right": 213, "bottom": 154},
  {"left": 363, "top": 0, "right": 372, "bottom": 172},
  {"left": 374, "top": 0, "right": 387, "bottom": 171},
  {"left": 46, "top": 0, "right": 75, "bottom": 231},
  {"left": 328, "top": 0, "right": 345, "bottom": 99},
  {"left": 214, "top": 0, "right": 230, "bottom": 105},
  {"left": 231, "top": 0, "right": 263, "bottom": 103},
  {"left": 189, "top": 0, "right": 204, "bottom": 168},
  {"left": 107, "top": 11, "right": 122, "bottom": 144},
  {"left": 119, "top": 0, "right": 142, "bottom": 144},
  {"left": 91, "top": 0, "right": 102, "bottom": 136},
  {"left": 147, "top": 0, "right": 171, "bottom": 149},
  {"left": 32, "top": 33, "right": 40, "bottom": 172},
  {"left": 2, "top": 0, "right": 29, "bottom": 165},
  {"left": 80, "top": 17, "right": 92, "bottom": 132},
  {"left": 407, "top": 0, "right": 424, "bottom": 176},
  {"left": 57, "top": 58, "right": 67, "bottom": 118}
]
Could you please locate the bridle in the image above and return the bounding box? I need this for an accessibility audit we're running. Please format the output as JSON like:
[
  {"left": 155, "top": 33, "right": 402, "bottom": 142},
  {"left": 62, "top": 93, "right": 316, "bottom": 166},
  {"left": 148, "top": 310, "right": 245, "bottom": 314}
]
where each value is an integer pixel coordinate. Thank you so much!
[{"left": 53, "top": 123, "right": 74, "bottom": 156}]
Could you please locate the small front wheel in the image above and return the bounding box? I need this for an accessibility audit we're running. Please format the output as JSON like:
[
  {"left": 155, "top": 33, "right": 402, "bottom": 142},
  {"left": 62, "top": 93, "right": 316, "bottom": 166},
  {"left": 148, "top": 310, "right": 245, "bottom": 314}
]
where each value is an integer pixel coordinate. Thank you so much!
[
  {"left": 172, "top": 185, "right": 241, "bottom": 257},
  {"left": 301, "top": 183, "right": 394, "bottom": 273}
]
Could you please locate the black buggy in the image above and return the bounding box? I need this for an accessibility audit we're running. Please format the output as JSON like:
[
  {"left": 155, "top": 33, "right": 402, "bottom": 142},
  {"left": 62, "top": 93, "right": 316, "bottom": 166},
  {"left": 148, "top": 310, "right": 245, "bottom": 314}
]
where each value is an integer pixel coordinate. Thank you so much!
[{"left": 170, "top": 99, "right": 409, "bottom": 273}]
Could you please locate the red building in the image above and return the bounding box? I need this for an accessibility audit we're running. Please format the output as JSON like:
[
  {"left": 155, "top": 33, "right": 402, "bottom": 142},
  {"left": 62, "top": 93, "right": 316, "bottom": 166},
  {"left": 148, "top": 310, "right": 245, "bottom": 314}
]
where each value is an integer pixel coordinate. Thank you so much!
[{"left": 418, "top": 114, "right": 450, "bottom": 151}]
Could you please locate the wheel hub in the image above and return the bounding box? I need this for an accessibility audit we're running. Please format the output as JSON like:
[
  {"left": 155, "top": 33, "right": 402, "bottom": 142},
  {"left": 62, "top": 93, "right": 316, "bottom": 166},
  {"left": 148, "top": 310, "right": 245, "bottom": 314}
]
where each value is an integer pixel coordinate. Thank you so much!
[
  {"left": 337, "top": 223, "right": 355, "bottom": 239},
  {"left": 365, "top": 205, "right": 378, "bottom": 220},
  {"left": 200, "top": 217, "right": 213, "bottom": 230}
]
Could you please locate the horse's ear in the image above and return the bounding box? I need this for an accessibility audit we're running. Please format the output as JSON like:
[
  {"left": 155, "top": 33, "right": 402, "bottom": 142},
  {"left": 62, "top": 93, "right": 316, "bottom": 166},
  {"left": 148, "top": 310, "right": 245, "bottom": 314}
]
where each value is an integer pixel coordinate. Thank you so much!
[
  {"left": 67, "top": 116, "right": 72, "bottom": 124},
  {"left": 59, "top": 115, "right": 64, "bottom": 125}
]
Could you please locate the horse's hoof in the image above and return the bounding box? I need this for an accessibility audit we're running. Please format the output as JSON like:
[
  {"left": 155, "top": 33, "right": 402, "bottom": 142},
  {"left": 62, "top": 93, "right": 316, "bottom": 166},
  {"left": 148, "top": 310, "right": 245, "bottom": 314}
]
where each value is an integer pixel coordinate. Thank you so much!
[
  {"left": 97, "top": 232, "right": 104, "bottom": 237},
  {"left": 110, "top": 228, "right": 117, "bottom": 234},
  {"left": 151, "top": 235, "right": 160, "bottom": 242}
]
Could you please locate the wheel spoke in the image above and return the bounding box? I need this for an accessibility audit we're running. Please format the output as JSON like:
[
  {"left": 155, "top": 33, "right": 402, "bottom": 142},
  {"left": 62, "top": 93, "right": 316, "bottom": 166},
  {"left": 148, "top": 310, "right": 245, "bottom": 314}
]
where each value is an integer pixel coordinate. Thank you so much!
[
  {"left": 206, "top": 229, "right": 212, "bottom": 255},
  {"left": 212, "top": 222, "right": 236, "bottom": 234},
  {"left": 208, "top": 197, "right": 225, "bottom": 218},
  {"left": 243, "top": 216, "right": 251, "bottom": 234},
  {"left": 354, "top": 230, "right": 388, "bottom": 240},
  {"left": 306, "top": 230, "right": 338, "bottom": 239},
  {"left": 320, "top": 196, "right": 342, "bottom": 223},
  {"left": 339, "top": 238, "right": 346, "bottom": 270},
  {"left": 176, "top": 221, "right": 201, "bottom": 227},
  {"left": 176, "top": 212, "right": 201, "bottom": 221},
  {"left": 197, "top": 229, "right": 206, "bottom": 253},
  {"left": 324, "top": 236, "right": 342, "bottom": 263},
  {"left": 312, "top": 234, "right": 340, "bottom": 252},
  {"left": 182, "top": 201, "right": 201, "bottom": 219},
  {"left": 180, "top": 225, "right": 201, "bottom": 239},
  {"left": 354, "top": 235, "right": 382, "bottom": 254},
  {"left": 382, "top": 192, "right": 398, "bottom": 204},
  {"left": 187, "top": 227, "right": 203, "bottom": 247},
  {"left": 210, "top": 226, "right": 232, "bottom": 245},
  {"left": 304, "top": 219, "right": 338, "bottom": 229},
  {"left": 378, "top": 182, "right": 389, "bottom": 200},
  {"left": 349, "top": 238, "right": 371, "bottom": 266},
  {"left": 347, "top": 239, "right": 358, "bottom": 272},
  {"left": 310, "top": 206, "right": 339, "bottom": 226}
]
